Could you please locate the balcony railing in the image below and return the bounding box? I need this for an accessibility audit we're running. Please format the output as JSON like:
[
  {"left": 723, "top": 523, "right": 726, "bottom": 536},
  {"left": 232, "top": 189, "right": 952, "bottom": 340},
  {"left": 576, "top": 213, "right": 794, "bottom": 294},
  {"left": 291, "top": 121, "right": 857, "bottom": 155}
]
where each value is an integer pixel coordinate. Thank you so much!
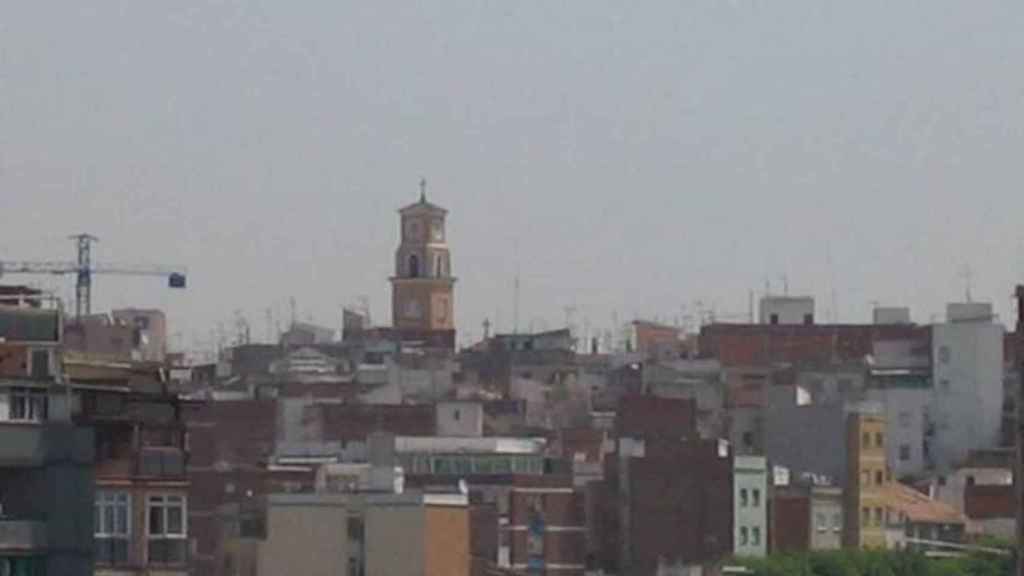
[
  {"left": 148, "top": 539, "right": 189, "bottom": 565},
  {"left": 0, "top": 518, "right": 48, "bottom": 552},
  {"left": 95, "top": 447, "right": 186, "bottom": 479}
]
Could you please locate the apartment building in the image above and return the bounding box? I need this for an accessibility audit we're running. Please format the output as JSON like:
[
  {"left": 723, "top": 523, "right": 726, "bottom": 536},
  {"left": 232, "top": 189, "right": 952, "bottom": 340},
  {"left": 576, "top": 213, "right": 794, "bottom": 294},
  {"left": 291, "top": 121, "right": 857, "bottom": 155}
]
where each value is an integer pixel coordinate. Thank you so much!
[
  {"left": 733, "top": 456, "right": 767, "bottom": 558},
  {"left": 221, "top": 492, "right": 470, "bottom": 576},
  {"left": 0, "top": 299, "right": 95, "bottom": 576},
  {"left": 65, "top": 353, "right": 191, "bottom": 575},
  {"left": 845, "top": 408, "right": 889, "bottom": 549}
]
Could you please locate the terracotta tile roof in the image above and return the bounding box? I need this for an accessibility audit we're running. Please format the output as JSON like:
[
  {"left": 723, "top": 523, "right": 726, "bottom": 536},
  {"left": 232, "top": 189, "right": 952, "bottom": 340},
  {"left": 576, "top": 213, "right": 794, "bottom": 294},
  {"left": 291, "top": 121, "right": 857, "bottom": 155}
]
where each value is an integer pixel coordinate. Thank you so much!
[{"left": 883, "top": 482, "right": 965, "bottom": 525}]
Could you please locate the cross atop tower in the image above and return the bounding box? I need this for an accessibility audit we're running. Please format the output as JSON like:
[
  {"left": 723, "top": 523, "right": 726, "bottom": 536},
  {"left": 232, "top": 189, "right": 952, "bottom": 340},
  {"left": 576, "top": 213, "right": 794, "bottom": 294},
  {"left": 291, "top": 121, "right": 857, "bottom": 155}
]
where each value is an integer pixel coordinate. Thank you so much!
[{"left": 419, "top": 177, "right": 427, "bottom": 203}]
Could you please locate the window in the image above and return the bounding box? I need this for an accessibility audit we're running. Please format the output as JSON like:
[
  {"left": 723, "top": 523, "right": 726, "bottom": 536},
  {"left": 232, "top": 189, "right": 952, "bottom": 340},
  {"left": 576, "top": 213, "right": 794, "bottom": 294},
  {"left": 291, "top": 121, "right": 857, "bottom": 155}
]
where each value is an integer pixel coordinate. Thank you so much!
[
  {"left": 739, "top": 489, "right": 748, "bottom": 507},
  {"left": 816, "top": 513, "right": 827, "bottom": 533},
  {"left": 740, "top": 526, "right": 749, "bottom": 545},
  {"left": 8, "top": 388, "right": 47, "bottom": 422},
  {"left": 453, "top": 409, "right": 461, "bottom": 421},
  {"left": 147, "top": 494, "right": 187, "bottom": 565},
  {"left": 408, "top": 254, "right": 420, "bottom": 278},
  {"left": 347, "top": 517, "right": 364, "bottom": 542},
  {"left": 0, "top": 558, "right": 44, "bottom": 575},
  {"left": 875, "top": 470, "right": 884, "bottom": 485},
  {"left": 899, "top": 444, "right": 911, "bottom": 462},
  {"left": 875, "top": 432, "right": 883, "bottom": 448},
  {"left": 435, "top": 255, "right": 443, "bottom": 277},
  {"left": 803, "top": 313, "right": 813, "bottom": 325},
  {"left": 862, "top": 507, "right": 870, "bottom": 525},
  {"left": 874, "top": 507, "right": 883, "bottom": 527},
  {"left": 832, "top": 513, "right": 842, "bottom": 532},
  {"left": 434, "top": 457, "right": 454, "bottom": 475},
  {"left": 898, "top": 411, "right": 912, "bottom": 428},
  {"left": 769, "top": 314, "right": 779, "bottom": 325},
  {"left": 30, "top": 349, "right": 51, "bottom": 379},
  {"left": 742, "top": 431, "right": 755, "bottom": 448},
  {"left": 95, "top": 491, "right": 131, "bottom": 565},
  {"left": 862, "top": 432, "right": 871, "bottom": 448},
  {"left": 752, "top": 489, "right": 761, "bottom": 508},
  {"left": 752, "top": 527, "right": 761, "bottom": 545},
  {"left": 862, "top": 471, "right": 871, "bottom": 486}
]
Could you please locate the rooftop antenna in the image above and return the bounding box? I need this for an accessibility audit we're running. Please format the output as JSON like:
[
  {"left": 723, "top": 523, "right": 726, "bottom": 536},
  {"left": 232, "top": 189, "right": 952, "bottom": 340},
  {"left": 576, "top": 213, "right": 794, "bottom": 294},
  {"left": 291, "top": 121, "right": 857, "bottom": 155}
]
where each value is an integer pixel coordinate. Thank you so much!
[
  {"left": 482, "top": 318, "right": 492, "bottom": 340},
  {"left": 959, "top": 264, "right": 974, "bottom": 302},
  {"left": 513, "top": 248, "right": 521, "bottom": 335},
  {"left": 289, "top": 296, "right": 297, "bottom": 329},
  {"left": 419, "top": 177, "right": 427, "bottom": 202},
  {"left": 748, "top": 290, "right": 755, "bottom": 323},
  {"left": 827, "top": 243, "right": 838, "bottom": 323},
  {"left": 357, "top": 295, "right": 372, "bottom": 327}
]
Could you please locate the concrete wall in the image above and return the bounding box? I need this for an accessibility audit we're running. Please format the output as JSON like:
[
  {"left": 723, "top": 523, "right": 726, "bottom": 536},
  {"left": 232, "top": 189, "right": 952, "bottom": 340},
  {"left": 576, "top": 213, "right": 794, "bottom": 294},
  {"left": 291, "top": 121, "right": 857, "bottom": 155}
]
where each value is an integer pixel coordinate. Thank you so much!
[
  {"left": 365, "top": 504, "right": 425, "bottom": 576},
  {"left": 759, "top": 296, "right": 814, "bottom": 325},
  {"left": 809, "top": 488, "right": 843, "bottom": 550},
  {"left": 424, "top": 505, "right": 470, "bottom": 576},
  {"left": 436, "top": 401, "right": 484, "bottom": 437},
  {"left": 866, "top": 387, "right": 930, "bottom": 478},
  {"left": 257, "top": 499, "right": 349, "bottom": 576},
  {"left": 931, "top": 467, "right": 1012, "bottom": 511},
  {"left": 931, "top": 317, "right": 1004, "bottom": 470},
  {"left": 0, "top": 423, "right": 95, "bottom": 576},
  {"left": 763, "top": 402, "right": 846, "bottom": 486},
  {"left": 873, "top": 308, "right": 912, "bottom": 325}
]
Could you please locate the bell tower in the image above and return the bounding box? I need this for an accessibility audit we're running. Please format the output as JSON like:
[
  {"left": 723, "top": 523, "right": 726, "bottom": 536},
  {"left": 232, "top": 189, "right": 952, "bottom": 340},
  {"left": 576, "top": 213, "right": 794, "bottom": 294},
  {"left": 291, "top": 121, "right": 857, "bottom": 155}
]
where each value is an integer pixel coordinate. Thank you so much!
[{"left": 390, "top": 179, "right": 455, "bottom": 333}]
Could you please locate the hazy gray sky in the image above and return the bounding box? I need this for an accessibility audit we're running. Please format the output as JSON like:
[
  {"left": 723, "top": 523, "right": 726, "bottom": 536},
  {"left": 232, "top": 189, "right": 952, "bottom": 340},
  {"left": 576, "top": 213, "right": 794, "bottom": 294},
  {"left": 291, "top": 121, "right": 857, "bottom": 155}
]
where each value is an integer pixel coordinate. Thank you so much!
[{"left": 2, "top": 1, "right": 1022, "bottom": 351}]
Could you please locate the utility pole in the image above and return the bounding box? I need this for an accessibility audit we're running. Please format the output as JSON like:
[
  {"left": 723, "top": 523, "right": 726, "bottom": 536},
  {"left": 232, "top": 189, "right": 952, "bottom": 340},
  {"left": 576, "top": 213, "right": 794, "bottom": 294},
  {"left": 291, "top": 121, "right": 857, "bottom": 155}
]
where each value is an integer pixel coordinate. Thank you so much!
[{"left": 1016, "top": 284, "right": 1024, "bottom": 576}]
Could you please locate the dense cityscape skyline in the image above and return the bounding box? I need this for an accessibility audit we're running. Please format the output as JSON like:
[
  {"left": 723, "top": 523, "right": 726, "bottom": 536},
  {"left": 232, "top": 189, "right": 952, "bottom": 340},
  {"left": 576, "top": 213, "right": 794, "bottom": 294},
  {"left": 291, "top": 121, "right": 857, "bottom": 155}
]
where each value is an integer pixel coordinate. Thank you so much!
[{"left": 2, "top": 2, "right": 1022, "bottom": 353}]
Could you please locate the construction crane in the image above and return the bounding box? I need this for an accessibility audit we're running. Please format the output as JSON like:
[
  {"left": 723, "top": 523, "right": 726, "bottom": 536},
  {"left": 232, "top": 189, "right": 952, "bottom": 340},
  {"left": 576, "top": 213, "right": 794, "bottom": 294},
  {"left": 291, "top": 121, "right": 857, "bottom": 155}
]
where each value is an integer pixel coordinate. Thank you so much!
[{"left": 0, "top": 233, "right": 186, "bottom": 319}]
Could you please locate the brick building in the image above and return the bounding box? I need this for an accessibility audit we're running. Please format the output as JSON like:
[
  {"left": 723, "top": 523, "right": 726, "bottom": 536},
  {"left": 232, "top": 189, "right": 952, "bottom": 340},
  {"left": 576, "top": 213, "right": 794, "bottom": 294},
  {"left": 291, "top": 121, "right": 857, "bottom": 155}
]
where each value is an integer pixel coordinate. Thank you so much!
[
  {"left": 507, "top": 486, "right": 585, "bottom": 575},
  {"left": 591, "top": 396, "right": 734, "bottom": 575},
  {"left": 64, "top": 352, "right": 192, "bottom": 576}
]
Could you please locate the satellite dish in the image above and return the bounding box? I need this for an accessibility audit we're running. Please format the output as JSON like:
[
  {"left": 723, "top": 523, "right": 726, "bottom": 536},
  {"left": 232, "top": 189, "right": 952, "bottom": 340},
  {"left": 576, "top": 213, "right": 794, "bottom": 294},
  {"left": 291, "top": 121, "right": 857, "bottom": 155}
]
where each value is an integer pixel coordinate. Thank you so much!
[{"left": 458, "top": 479, "right": 468, "bottom": 495}]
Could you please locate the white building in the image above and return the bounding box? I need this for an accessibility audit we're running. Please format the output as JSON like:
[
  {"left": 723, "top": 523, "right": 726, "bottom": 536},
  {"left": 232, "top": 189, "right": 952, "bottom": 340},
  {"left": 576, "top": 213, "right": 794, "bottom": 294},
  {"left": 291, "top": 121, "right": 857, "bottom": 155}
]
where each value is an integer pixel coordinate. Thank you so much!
[
  {"left": 759, "top": 296, "right": 814, "bottom": 325},
  {"left": 930, "top": 302, "right": 1004, "bottom": 471},
  {"left": 867, "top": 336, "right": 932, "bottom": 479},
  {"left": 733, "top": 456, "right": 768, "bottom": 558},
  {"left": 873, "top": 307, "right": 912, "bottom": 325},
  {"left": 868, "top": 378, "right": 931, "bottom": 479}
]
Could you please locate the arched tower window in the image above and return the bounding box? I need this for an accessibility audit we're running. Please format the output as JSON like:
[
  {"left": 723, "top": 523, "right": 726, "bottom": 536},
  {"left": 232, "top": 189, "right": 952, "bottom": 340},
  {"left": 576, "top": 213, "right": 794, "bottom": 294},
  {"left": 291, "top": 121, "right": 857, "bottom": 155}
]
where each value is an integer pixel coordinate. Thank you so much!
[
  {"left": 435, "top": 255, "right": 443, "bottom": 278},
  {"left": 408, "top": 254, "right": 420, "bottom": 278}
]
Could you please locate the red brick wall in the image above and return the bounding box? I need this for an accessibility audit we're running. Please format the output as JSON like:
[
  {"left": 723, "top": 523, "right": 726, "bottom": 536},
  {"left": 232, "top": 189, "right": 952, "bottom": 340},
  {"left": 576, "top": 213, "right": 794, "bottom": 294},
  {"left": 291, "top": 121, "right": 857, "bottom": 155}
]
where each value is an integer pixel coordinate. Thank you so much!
[
  {"left": 771, "top": 494, "right": 810, "bottom": 553},
  {"left": 698, "top": 324, "right": 930, "bottom": 366},
  {"left": 616, "top": 395, "right": 697, "bottom": 439},
  {"left": 623, "top": 440, "right": 733, "bottom": 574},
  {"left": 965, "top": 484, "right": 1014, "bottom": 520},
  {"left": 0, "top": 344, "right": 27, "bottom": 377}
]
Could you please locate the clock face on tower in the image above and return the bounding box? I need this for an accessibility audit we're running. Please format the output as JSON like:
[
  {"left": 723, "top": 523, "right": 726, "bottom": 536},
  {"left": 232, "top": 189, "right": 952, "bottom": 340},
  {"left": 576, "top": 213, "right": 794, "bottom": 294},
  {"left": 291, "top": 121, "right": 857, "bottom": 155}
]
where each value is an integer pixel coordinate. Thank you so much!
[
  {"left": 404, "top": 299, "right": 422, "bottom": 320},
  {"left": 431, "top": 219, "right": 444, "bottom": 242}
]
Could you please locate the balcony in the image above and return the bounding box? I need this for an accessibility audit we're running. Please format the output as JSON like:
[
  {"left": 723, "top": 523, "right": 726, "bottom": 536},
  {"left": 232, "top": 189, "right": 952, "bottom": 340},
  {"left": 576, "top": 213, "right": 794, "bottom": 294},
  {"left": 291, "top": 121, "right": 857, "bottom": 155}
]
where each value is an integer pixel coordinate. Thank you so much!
[
  {"left": 96, "top": 447, "right": 186, "bottom": 480},
  {"left": 0, "top": 422, "right": 93, "bottom": 467},
  {"left": 148, "top": 539, "right": 189, "bottom": 565},
  {"left": 0, "top": 519, "right": 47, "bottom": 552}
]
